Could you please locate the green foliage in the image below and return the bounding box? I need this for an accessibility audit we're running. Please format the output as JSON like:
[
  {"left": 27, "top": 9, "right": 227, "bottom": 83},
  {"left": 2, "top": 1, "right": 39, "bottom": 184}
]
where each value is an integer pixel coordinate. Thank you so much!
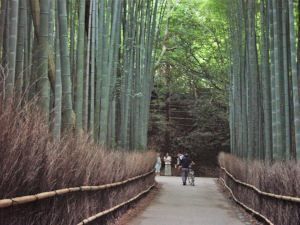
[
  {"left": 148, "top": 93, "right": 230, "bottom": 168},
  {"left": 148, "top": 0, "right": 230, "bottom": 174},
  {"left": 155, "top": 0, "right": 229, "bottom": 102}
]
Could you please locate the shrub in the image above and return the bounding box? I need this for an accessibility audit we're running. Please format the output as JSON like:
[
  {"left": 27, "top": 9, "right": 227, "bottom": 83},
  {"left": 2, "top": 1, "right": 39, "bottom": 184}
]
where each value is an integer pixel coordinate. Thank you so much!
[
  {"left": 0, "top": 99, "right": 156, "bottom": 224},
  {"left": 218, "top": 152, "right": 300, "bottom": 225}
]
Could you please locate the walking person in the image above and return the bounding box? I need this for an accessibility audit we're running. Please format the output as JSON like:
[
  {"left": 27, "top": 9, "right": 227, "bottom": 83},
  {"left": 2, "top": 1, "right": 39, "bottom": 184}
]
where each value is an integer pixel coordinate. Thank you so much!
[
  {"left": 164, "top": 153, "right": 172, "bottom": 176},
  {"left": 175, "top": 153, "right": 184, "bottom": 176},
  {"left": 181, "top": 153, "right": 192, "bottom": 185},
  {"left": 155, "top": 153, "right": 161, "bottom": 176}
]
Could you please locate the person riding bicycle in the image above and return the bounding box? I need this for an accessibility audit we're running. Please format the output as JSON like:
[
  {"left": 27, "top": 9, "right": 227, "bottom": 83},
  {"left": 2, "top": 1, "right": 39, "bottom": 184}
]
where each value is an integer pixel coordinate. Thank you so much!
[{"left": 180, "top": 153, "right": 194, "bottom": 185}]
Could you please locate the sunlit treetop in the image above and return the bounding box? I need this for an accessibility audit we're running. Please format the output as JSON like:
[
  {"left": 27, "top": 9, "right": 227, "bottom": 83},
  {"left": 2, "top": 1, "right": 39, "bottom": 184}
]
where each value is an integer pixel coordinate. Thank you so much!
[{"left": 155, "top": 0, "right": 230, "bottom": 99}]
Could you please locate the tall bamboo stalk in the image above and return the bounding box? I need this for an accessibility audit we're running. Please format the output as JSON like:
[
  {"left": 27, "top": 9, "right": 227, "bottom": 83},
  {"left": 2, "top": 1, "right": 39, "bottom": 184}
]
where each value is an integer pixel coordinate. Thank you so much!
[
  {"left": 260, "top": 0, "right": 272, "bottom": 160},
  {"left": 95, "top": 0, "right": 106, "bottom": 141},
  {"left": 0, "top": 0, "right": 7, "bottom": 53},
  {"left": 37, "top": 0, "right": 50, "bottom": 115},
  {"left": 89, "top": 0, "right": 96, "bottom": 141},
  {"left": 75, "top": 0, "right": 86, "bottom": 134},
  {"left": 84, "top": 0, "right": 93, "bottom": 131},
  {"left": 282, "top": 0, "right": 291, "bottom": 160},
  {"left": 5, "top": 0, "right": 19, "bottom": 107},
  {"left": 288, "top": 0, "right": 300, "bottom": 160},
  {"left": 54, "top": 0, "right": 62, "bottom": 139},
  {"left": 99, "top": 0, "right": 114, "bottom": 145},
  {"left": 58, "top": 0, "right": 73, "bottom": 131},
  {"left": 15, "top": 0, "right": 26, "bottom": 103}
]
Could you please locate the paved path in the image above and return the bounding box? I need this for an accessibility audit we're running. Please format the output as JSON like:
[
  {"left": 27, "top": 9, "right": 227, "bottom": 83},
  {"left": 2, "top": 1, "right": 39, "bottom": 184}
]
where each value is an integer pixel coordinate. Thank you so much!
[{"left": 130, "top": 176, "right": 244, "bottom": 225}]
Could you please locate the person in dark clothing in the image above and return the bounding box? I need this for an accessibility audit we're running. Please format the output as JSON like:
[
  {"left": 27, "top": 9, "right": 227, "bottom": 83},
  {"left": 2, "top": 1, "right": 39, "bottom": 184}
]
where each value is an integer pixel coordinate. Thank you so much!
[{"left": 180, "top": 153, "right": 194, "bottom": 185}]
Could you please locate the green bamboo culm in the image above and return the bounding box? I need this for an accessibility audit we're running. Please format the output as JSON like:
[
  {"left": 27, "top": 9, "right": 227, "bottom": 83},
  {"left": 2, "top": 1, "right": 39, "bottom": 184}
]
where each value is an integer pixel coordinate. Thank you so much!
[
  {"left": 14, "top": 0, "right": 27, "bottom": 103},
  {"left": 272, "top": 0, "right": 284, "bottom": 160},
  {"left": 282, "top": 0, "right": 291, "bottom": 161},
  {"left": 0, "top": 0, "right": 7, "bottom": 52},
  {"left": 260, "top": 0, "right": 272, "bottom": 160},
  {"left": 89, "top": 0, "right": 96, "bottom": 141},
  {"left": 100, "top": 0, "right": 119, "bottom": 145},
  {"left": 84, "top": 0, "right": 92, "bottom": 132},
  {"left": 57, "top": 0, "right": 73, "bottom": 132},
  {"left": 75, "top": 0, "right": 86, "bottom": 134},
  {"left": 54, "top": 0, "right": 62, "bottom": 139},
  {"left": 288, "top": 0, "right": 300, "bottom": 160},
  {"left": 37, "top": 0, "right": 50, "bottom": 116},
  {"left": 95, "top": 0, "right": 106, "bottom": 141},
  {"left": 0, "top": 0, "right": 163, "bottom": 149},
  {"left": 6, "top": 0, "right": 19, "bottom": 107},
  {"left": 1, "top": 1, "right": 9, "bottom": 95}
]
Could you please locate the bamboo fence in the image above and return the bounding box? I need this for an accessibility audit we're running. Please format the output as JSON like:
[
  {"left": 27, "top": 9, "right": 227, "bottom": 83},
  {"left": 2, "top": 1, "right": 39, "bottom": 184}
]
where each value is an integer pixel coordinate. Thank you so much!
[
  {"left": 77, "top": 182, "right": 156, "bottom": 225},
  {"left": 219, "top": 177, "right": 274, "bottom": 225},
  {"left": 0, "top": 169, "right": 155, "bottom": 208},
  {"left": 220, "top": 166, "right": 300, "bottom": 203}
]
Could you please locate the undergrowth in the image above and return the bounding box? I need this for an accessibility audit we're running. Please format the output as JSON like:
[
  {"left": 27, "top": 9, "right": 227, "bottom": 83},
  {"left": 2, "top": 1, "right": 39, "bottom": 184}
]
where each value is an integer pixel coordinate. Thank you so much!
[
  {"left": 0, "top": 98, "right": 156, "bottom": 225},
  {"left": 218, "top": 152, "right": 300, "bottom": 225}
]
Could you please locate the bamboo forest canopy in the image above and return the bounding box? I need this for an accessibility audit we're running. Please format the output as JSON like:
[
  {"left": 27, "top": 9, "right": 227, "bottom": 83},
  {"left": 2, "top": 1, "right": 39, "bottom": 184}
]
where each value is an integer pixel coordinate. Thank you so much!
[
  {"left": 154, "top": 0, "right": 228, "bottom": 103},
  {"left": 0, "top": 0, "right": 164, "bottom": 150},
  {"left": 2, "top": 0, "right": 300, "bottom": 160},
  {"left": 154, "top": 0, "right": 300, "bottom": 162},
  {"left": 227, "top": 0, "right": 300, "bottom": 161},
  {"left": 150, "top": 0, "right": 230, "bottom": 160}
]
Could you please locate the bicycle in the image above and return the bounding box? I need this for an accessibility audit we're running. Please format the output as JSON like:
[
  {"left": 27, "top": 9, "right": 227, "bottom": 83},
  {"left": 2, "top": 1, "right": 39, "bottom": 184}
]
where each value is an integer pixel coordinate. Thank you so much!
[{"left": 187, "top": 164, "right": 195, "bottom": 186}]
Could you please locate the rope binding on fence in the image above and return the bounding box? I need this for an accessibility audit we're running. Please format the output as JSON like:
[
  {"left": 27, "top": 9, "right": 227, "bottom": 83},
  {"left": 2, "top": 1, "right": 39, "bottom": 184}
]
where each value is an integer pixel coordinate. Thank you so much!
[
  {"left": 0, "top": 169, "right": 155, "bottom": 208},
  {"left": 220, "top": 166, "right": 300, "bottom": 203},
  {"left": 77, "top": 182, "right": 156, "bottom": 225},
  {"left": 220, "top": 177, "right": 273, "bottom": 225}
]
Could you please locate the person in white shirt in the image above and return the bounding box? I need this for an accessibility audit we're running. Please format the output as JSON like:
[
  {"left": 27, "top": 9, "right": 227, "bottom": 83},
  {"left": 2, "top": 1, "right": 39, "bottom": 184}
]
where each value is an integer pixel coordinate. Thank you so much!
[
  {"left": 175, "top": 153, "right": 184, "bottom": 176},
  {"left": 164, "top": 153, "right": 172, "bottom": 176}
]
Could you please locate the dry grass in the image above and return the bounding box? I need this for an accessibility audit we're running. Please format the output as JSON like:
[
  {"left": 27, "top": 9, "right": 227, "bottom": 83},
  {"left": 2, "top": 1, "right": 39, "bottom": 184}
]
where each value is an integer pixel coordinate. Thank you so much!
[
  {"left": 112, "top": 183, "right": 161, "bottom": 225},
  {"left": 0, "top": 98, "right": 156, "bottom": 225},
  {"left": 218, "top": 152, "right": 300, "bottom": 225}
]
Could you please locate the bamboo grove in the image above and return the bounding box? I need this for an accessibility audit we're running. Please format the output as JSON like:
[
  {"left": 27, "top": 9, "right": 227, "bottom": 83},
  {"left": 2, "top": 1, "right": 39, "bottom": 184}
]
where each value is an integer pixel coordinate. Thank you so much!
[
  {"left": 228, "top": 0, "right": 300, "bottom": 161},
  {"left": 0, "top": 0, "right": 165, "bottom": 150}
]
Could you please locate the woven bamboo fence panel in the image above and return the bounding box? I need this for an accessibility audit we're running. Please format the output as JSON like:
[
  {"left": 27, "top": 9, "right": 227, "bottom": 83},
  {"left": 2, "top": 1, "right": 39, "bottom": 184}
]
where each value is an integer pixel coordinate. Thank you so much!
[
  {"left": 77, "top": 182, "right": 155, "bottom": 224},
  {"left": 221, "top": 166, "right": 300, "bottom": 203},
  {"left": 0, "top": 169, "right": 155, "bottom": 208},
  {"left": 219, "top": 177, "right": 273, "bottom": 225}
]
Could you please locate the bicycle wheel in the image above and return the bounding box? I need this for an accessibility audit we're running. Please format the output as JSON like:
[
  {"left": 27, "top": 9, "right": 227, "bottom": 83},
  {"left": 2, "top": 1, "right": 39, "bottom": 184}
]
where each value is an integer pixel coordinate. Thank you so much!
[
  {"left": 188, "top": 170, "right": 194, "bottom": 185},
  {"left": 189, "top": 170, "right": 195, "bottom": 186},
  {"left": 188, "top": 174, "right": 192, "bottom": 185}
]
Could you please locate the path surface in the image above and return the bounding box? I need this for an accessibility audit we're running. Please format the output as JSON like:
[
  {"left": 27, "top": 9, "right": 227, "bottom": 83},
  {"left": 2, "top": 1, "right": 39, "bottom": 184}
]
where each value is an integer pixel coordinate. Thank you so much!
[{"left": 130, "top": 176, "right": 244, "bottom": 225}]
